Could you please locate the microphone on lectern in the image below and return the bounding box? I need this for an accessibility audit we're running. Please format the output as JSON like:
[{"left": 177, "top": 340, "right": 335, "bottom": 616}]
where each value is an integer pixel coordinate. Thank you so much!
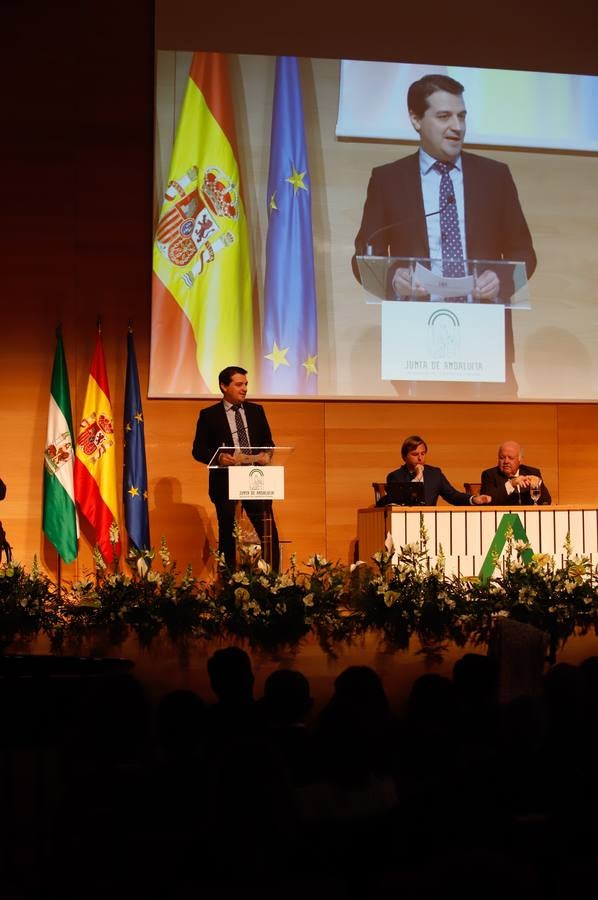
[{"left": 364, "top": 196, "right": 455, "bottom": 256}]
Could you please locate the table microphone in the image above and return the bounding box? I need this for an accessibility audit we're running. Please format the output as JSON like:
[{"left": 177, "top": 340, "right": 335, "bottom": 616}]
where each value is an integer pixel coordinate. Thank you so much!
[{"left": 364, "top": 196, "right": 455, "bottom": 256}]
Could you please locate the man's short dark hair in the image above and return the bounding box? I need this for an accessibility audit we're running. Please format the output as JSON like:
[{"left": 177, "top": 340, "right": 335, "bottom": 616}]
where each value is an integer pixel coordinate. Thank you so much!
[
  {"left": 218, "top": 366, "right": 248, "bottom": 389},
  {"left": 407, "top": 74, "right": 465, "bottom": 118},
  {"left": 401, "top": 435, "right": 428, "bottom": 460},
  {"left": 207, "top": 646, "right": 254, "bottom": 700}
]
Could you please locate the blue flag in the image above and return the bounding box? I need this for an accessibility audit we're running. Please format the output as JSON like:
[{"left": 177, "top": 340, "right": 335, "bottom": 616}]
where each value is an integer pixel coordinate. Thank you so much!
[
  {"left": 262, "top": 56, "right": 318, "bottom": 394},
  {"left": 123, "top": 329, "right": 150, "bottom": 553}
]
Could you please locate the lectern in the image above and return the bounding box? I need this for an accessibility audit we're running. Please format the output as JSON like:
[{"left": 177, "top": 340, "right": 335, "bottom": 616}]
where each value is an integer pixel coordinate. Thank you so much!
[
  {"left": 355, "top": 254, "right": 531, "bottom": 385},
  {"left": 208, "top": 446, "right": 293, "bottom": 567}
]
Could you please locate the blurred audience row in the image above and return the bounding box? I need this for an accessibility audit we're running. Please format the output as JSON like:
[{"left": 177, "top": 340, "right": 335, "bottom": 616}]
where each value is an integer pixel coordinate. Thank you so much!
[{"left": 2, "top": 641, "right": 597, "bottom": 899}]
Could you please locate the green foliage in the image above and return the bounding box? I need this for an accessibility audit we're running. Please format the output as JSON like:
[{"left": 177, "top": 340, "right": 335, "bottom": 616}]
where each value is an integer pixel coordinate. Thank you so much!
[
  {"left": 0, "top": 557, "right": 55, "bottom": 640},
  {"left": 1, "top": 530, "right": 597, "bottom": 652}
]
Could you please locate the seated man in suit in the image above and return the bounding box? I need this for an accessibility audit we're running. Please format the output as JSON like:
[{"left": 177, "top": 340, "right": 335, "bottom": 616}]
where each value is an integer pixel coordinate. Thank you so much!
[
  {"left": 481, "top": 441, "right": 552, "bottom": 505},
  {"left": 192, "top": 366, "right": 280, "bottom": 571},
  {"left": 384, "top": 435, "right": 491, "bottom": 506}
]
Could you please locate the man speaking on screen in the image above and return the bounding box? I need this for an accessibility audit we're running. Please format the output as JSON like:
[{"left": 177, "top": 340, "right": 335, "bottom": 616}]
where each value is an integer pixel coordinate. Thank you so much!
[{"left": 352, "top": 73, "right": 537, "bottom": 393}]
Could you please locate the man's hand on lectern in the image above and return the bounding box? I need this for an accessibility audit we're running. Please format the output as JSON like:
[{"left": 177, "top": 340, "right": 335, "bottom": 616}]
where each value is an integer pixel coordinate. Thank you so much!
[
  {"left": 392, "top": 267, "right": 429, "bottom": 299},
  {"left": 473, "top": 269, "right": 500, "bottom": 301}
]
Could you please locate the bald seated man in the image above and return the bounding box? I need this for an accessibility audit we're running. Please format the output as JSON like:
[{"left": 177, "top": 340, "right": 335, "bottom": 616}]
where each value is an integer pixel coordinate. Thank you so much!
[{"left": 480, "top": 441, "right": 552, "bottom": 505}]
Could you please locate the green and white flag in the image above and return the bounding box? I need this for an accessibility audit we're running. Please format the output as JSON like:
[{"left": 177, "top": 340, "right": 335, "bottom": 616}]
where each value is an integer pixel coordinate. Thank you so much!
[{"left": 43, "top": 330, "right": 78, "bottom": 562}]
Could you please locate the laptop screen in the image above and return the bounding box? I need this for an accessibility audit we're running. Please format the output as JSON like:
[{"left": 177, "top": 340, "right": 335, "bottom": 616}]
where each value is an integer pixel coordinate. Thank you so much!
[{"left": 384, "top": 481, "right": 426, "bottom": 506}]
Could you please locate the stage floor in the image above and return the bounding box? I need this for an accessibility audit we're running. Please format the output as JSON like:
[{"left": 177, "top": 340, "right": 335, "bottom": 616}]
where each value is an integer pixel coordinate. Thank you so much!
[{"left": 8, "top": 628, "right": 598, "bottom": 715}]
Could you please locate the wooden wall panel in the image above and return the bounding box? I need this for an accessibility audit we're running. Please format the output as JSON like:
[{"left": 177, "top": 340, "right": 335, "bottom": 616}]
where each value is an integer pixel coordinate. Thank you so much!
[
  {"left": 3, "top": 1, "right": 598, "bottom": 583},
  {"left": 156, "top": 0, "right": 598, "bottom": 77},
  {"left": 264, "top": 402, "right": 327, "bottom": 567},
  {"left": 3, "top": 376, "right": 598, "bottom": 579},
  {"left": 557, "top": 405, "right": 598, "bottom": 506}
]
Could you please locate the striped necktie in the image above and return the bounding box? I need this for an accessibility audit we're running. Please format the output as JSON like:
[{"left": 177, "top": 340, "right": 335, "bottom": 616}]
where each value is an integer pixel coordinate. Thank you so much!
[
  {"left": 433, "top": 160, "right": 466, "bottom": 279},
  {"left": 232, "top": 404, "right": 250, "bottom": 449}
]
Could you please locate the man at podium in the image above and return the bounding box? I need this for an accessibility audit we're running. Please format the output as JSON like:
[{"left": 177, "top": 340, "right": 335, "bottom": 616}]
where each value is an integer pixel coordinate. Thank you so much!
[
  {"left": 192, "top": 366, "right": 280, "bottom": 572},
  {"left": 352, "top": 73, "right": 537, "bottom": 397},
  {"left": 352, "top": 73, "right": 536, "bottom": 301}
]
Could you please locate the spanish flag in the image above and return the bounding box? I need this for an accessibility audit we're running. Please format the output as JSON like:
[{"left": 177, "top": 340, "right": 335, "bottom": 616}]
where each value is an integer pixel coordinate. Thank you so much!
[
  {"left": 74, "top": 332, "right": 121, "bottom": 564},
  {"left": 149, "top": 52, "right": 254, "bottom": 396}
]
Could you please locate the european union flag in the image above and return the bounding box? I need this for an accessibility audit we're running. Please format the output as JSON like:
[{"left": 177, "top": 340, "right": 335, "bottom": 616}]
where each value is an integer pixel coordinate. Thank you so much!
[
  {"left": 262, "top": 56, "right": 318, "bottom": 395},
  {"left": 124, "top": 329, "right": 150, "bottom": 553}
]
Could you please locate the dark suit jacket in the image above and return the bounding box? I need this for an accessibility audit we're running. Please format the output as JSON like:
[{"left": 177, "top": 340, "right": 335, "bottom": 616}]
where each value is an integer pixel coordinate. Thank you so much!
[
  {"left": 385, "top": 463, "right": 472, "bottom": 507},
  {"left": 352, "top": 150, "right": 537, "bottom": 301},
  {"left": 480, "top": 464, "right": 551, "bottom": 506},
  {"left": 192, "top": 401, "right": 275, "bottom": 503}
]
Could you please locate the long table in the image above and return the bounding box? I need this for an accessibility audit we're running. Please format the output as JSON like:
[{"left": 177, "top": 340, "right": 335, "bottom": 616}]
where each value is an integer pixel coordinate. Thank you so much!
[{"left": 357, "top": 505, "right": 598, "bottom": 577}]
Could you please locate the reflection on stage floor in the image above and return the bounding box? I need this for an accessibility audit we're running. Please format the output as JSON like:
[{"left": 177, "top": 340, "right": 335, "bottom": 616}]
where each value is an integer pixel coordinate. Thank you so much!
[{"left": 7, "top": 628, "right": 598, "bottom": 714}]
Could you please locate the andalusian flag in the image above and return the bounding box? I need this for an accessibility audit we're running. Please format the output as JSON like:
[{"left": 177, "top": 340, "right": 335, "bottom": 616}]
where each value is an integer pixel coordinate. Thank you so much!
[
  {"left": 74, "top": 332, "right": 121, "bottom": 564},
  {"left": 123, "top": 329, "right": 150, "bottom": 553},
  {"left": 43, "top": 330, "right": 78, "bottom": 563},
  {"left": 262, "top": 57, "right": 318, "bottom": 394},
  {"left": 149, "top": 52, "right": 254, "bottom": 396}
]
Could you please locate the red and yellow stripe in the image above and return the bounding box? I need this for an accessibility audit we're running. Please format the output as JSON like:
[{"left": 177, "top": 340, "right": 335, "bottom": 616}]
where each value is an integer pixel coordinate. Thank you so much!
[
  {"left": 150, "top": 52, "right": 254, "bottom": 396},
  {"left": 74, "top": 333, "right": 121, "bottom": 564}
]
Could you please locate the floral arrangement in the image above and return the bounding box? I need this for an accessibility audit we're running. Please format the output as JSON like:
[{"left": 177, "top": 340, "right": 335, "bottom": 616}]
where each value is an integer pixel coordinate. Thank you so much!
[
  {"left": 350, "top": 525, "right": 598, "bottom": 651},
  {"left": 1, "top": 525, "right": 597, "bottom": 654}
]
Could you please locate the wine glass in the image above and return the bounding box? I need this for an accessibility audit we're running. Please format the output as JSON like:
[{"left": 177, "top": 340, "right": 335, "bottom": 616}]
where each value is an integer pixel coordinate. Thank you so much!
[{"left": 530, "top": 479, "right": 542, "bottom": 505}]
